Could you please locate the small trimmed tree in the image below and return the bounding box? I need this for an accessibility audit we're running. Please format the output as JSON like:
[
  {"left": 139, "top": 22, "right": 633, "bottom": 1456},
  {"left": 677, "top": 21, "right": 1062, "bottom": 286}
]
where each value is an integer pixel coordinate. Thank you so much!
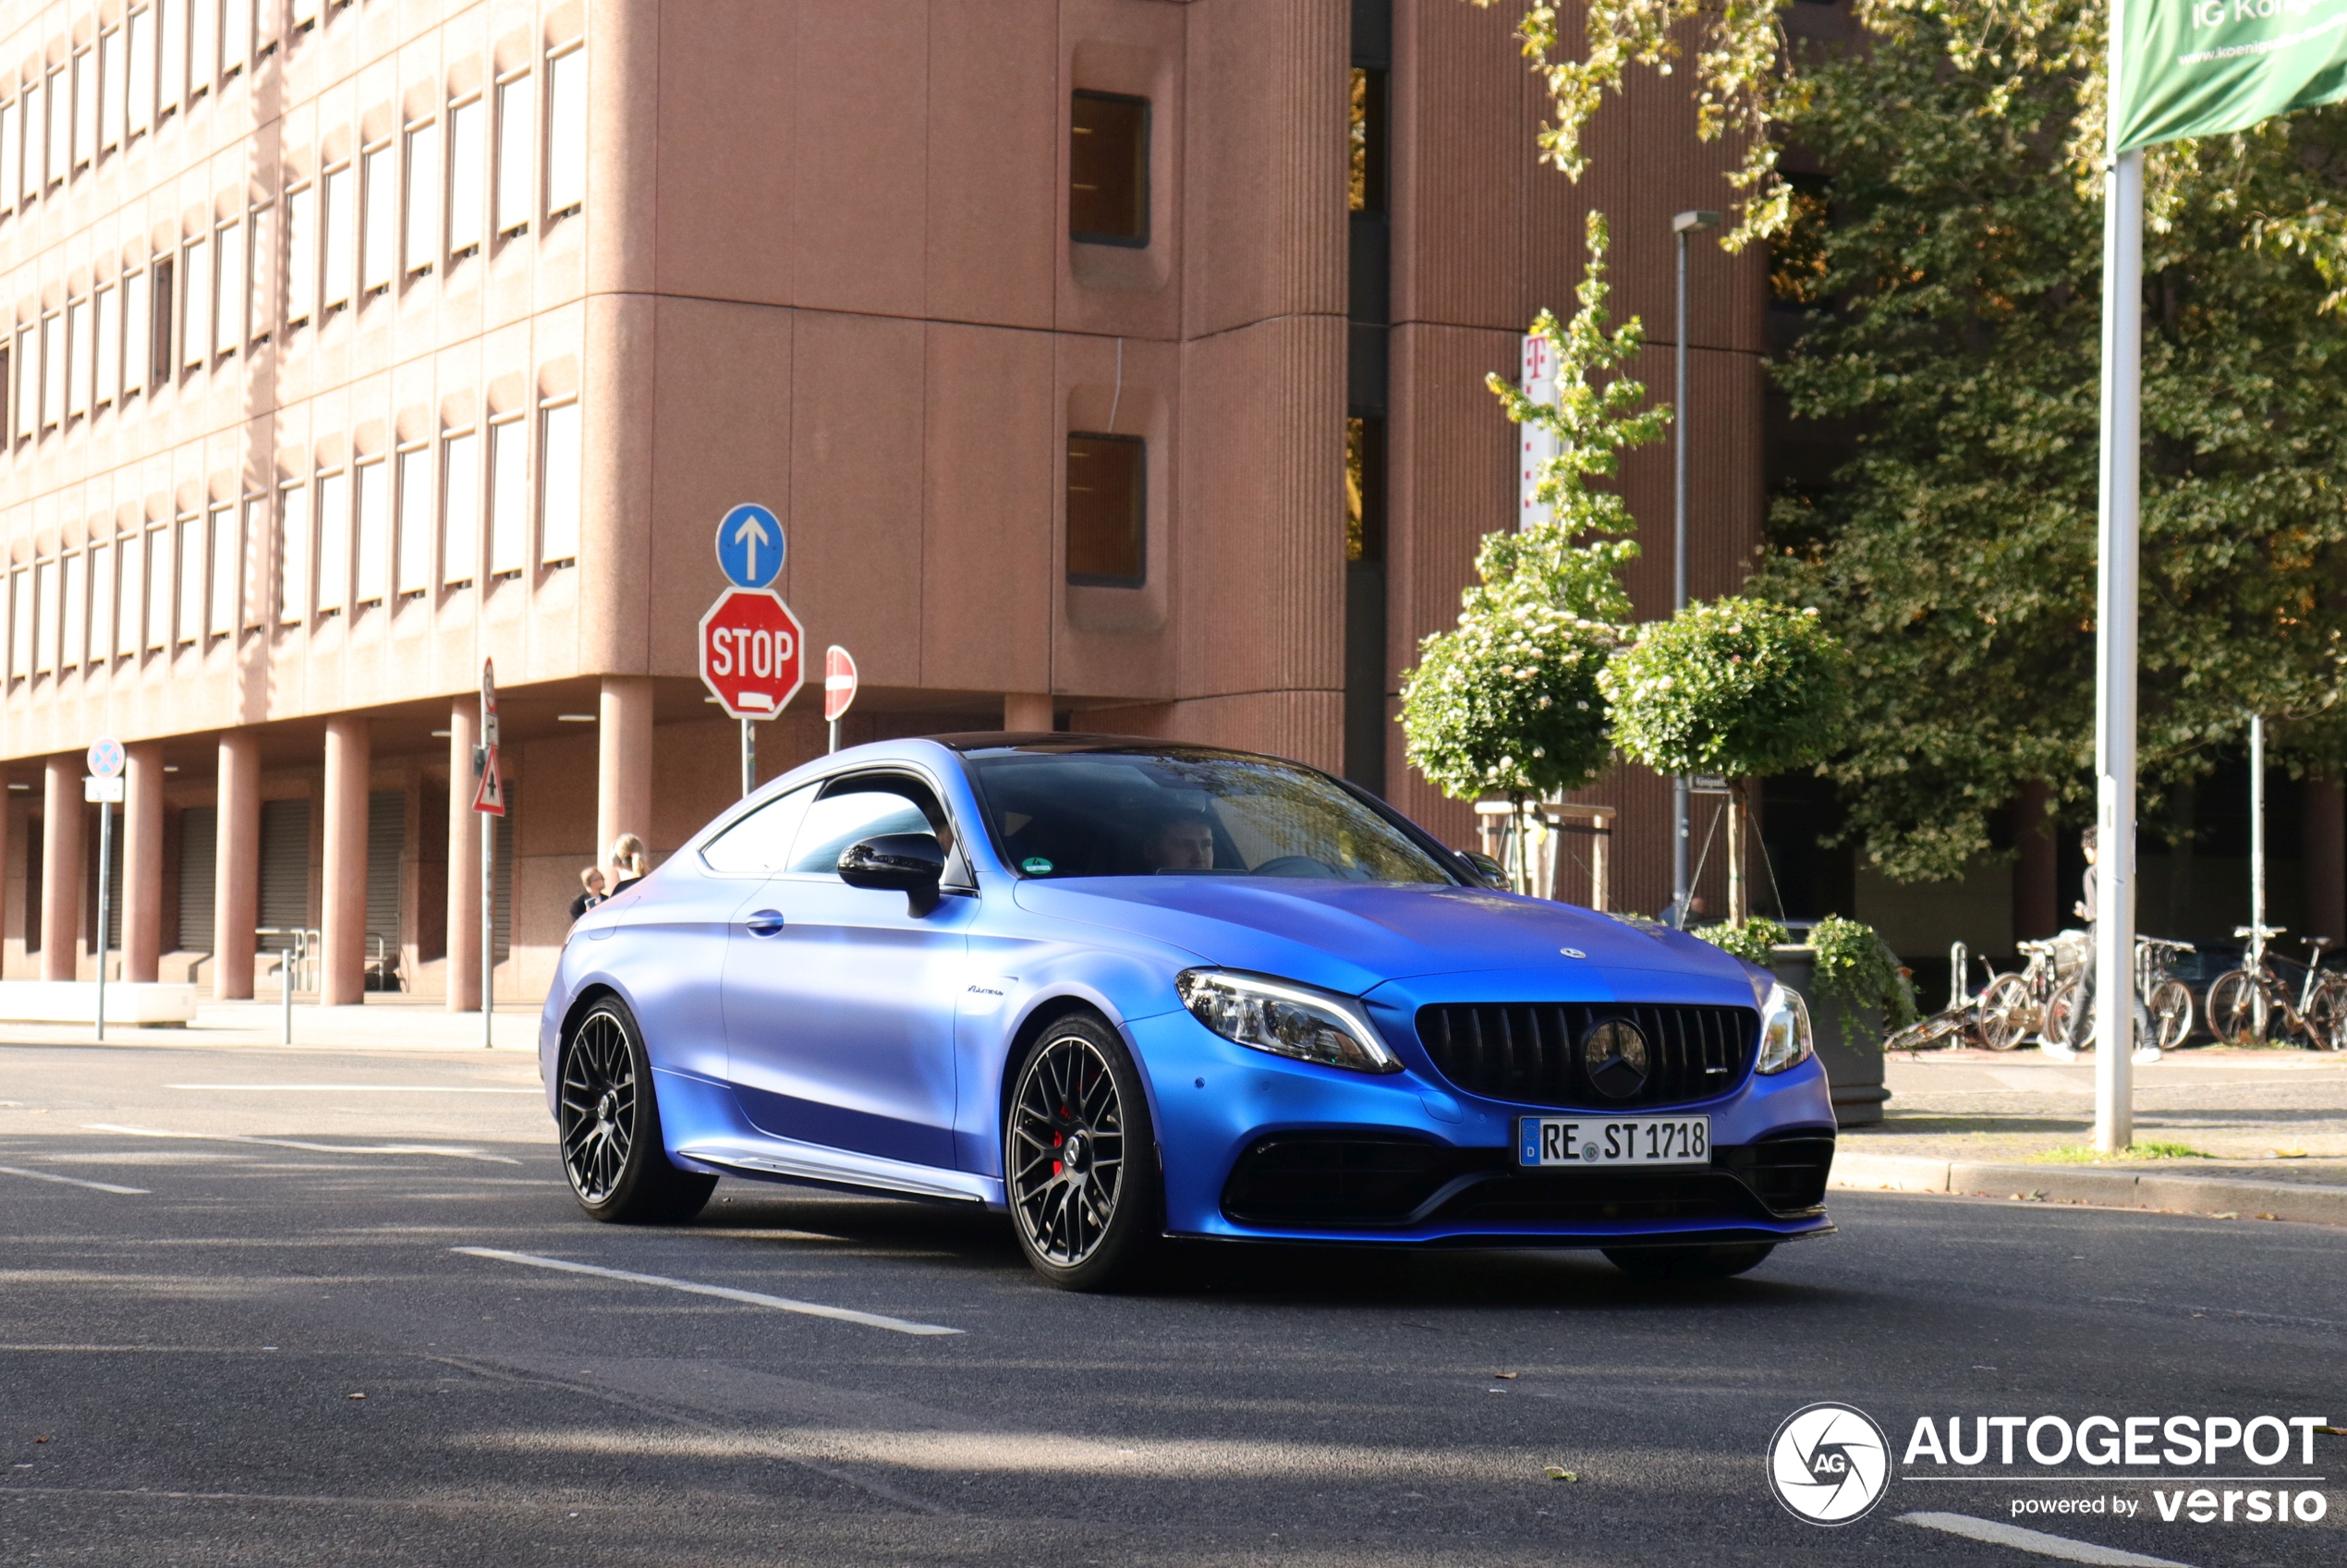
[
  {"left": 1601, "top": 598, "right": 1851, "bottom": 922},
  {"left": 1401, "top": 214, "right": 1666, "bottom": 879}
]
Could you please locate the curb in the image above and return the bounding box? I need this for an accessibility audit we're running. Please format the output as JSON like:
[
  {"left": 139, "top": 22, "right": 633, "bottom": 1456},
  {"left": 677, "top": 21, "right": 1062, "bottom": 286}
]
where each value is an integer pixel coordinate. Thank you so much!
[{"left": 1829, "top": 1153, "right": 2347, "bottom": 1226}]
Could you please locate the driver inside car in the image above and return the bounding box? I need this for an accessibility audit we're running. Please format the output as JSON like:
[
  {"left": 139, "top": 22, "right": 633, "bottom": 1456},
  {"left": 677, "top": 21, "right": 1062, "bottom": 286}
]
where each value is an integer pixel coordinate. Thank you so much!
[{"left": 1138, "top": 808, "right": 1217, "bottom": 872}]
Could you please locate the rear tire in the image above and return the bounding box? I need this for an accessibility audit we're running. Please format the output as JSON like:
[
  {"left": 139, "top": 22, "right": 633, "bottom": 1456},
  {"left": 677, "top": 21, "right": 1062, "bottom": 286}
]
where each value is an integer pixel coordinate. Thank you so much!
[
  {"left": 2148, "top": 978, "right": 2195, "bottom": 1051},
  {"left": 1603, "top": 1243, "right": 1775, "bottom": 1281},
  {"left": 2302, "top": 977, "right": 2347, "bottom": 1051},
  {"left": 1004, "top": 1012, "right": 1162, "bottom": 1292},
  {"left": 558, "top": 996, "right": 716, "bottom": 1224},
  {"left": 2044, "top": 979, "right": 2090, "bottom": 1051},
  {"left": 2205, "top": 970, "right": 2269, "bottom": 1048},
  {"left": 1976, "top": 975, "right": 2035, "bottom": 1051}
]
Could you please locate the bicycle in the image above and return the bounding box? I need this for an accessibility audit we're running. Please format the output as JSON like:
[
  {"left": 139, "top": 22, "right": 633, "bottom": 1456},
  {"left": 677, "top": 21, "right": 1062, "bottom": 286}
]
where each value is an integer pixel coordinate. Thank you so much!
[
  {"left": 2043, "top": 935, "right": 2193, "bottom": 1055},
  {"left": 1977, "top": 937, "right": 2081, "bottom": 1051},
  {"left": 2205, "top": 928, "right": 2347, "bottom": 1050}
]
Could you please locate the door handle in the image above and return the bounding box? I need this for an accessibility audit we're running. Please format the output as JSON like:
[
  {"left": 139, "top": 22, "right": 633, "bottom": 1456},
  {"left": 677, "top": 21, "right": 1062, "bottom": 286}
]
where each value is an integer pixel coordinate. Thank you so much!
[{"left": 744, "top": 909, "right": 785, "bottom": 938}]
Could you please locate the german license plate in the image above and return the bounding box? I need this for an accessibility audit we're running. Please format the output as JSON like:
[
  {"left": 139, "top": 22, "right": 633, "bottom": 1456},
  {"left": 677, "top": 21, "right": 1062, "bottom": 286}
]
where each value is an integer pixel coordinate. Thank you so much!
[{"left": 1517, "top": 1115, "right": 1709, "bottom": 1168}]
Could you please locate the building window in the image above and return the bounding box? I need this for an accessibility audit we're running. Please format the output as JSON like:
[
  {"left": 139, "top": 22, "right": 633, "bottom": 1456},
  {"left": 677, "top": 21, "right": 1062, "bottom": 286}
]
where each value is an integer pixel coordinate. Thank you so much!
[
  {"left": 89, "top": 540, "right": 114, "bottom": 661},
  {"left": 285, "top": 182, "right": 317, "bottom": 325},
  {"left": 13, "top": 326, "right": 35, "bottom": 442},
  {"left": 244, "top": 203, "right": 269, "bottom": 346},
  {"left": 278, "top": 479, "right": 310, "bottom": 623},
  {"left": 100, "top": 29, "right": 123, "bottom": 153},
  {"left": 293, "top": 0, "right": 321, "bottom": 30},
  {"left": 124, "top": 266, "right": 150, "bottom": 397},
  {"left": 150, "top": 257, "right": 176, "bottom": 386},
  {"left": 487, "top": 416, "right": 528, "bottom": 575},
  {"left": 1069, "top": 91, "right": 1148, "bottom": 247},
  {"left": 177, "top": 512, "right": 205, "bottom": 643},
  {"left": 0, "top": 344, "right": 9, "bottom": 443},
  {"left": 44, "top": 67, "right": 67, "bottom": 187},
  {"left": 241, "top": 494, "right": 268, "bottom": 630},
  {"left": 494, "top": 71, "right": 531, "bottom": 236},
  {"left": 359, "top": 143, "right": 395, "bottom": 295},
  {"left": 190, "top": 0, "right": 217, "bottom": 99},
  {"left": 447, "top": 97, "right": 484, "bottom": 260},
  {"left": 62, "top": 551, "right": 86, "bottom": 668},
  {"left": 209, "top": 502, "right": 239, "bottom": 636},
  {"left": 159, "top": 0, "right": 186, "bottom": 119},
  {"left": 67, "top": 298, "right": 91, "bottom": 421},
  {"left": 18, "top": 78, "right": 41, "bottom": 204},
  {"left": 545, "top": 43, "right": 587, "bottom": 220},
  {"left": 224, "top": 0, "right": 252, "bottom": 79},
  {"left": 540, "top": 400, "right": 581, "bottom": 564},
  {"left": 442, "top": 430, "right": 480, "bottom": 585},
  {"left": 128, "top": 6, "right": 155, "bottom": 139},
  {"left": 117, "top": 527, "right": 145, "bottom": 655},
  {"left": 33, "top": 558, "right": 56, "bottom": 673},
  {"left": 1345, "top": 417, "right": 1385, "bottom": 564},
  {"left": 1, "top": 93, "right": 17, "bottom": 219},
  {"left": 40, "top": 312, "right": 63, "bottom": 429},
  {"left": 315, "top": 468, "right": 348, "bottom": 614},
  {"left": 395, "top": 444, "right": 433, "bottom": 594},
  {"left": 214, "top": 216, "right": 245, "bottom": 359},
  {"left": 354, "top": 456, "right": 389, "bottom": 602},
  {"left": 94, "top": 284, "right": 119, "bottom": 408},
  {"left": 322, "top": 163, "right": 354, "bottom": 310},
  {"left": 403, "top": 119, "right": 438, "bottom": 275},
  {"left": 1065, "top": 432, "right": 1145, "bottom": 587},
  {"left": 72, "top": 50, "right": 96, "bottom": 172},
  {"left": 180, "top": 232, "right": 212, "bottom": 371},
  {"left": 1350, "top": 69, "right": 1388, "bottom": 213},
  {"left": 7, "top": 568, "right": 28, "bottom": 678}
]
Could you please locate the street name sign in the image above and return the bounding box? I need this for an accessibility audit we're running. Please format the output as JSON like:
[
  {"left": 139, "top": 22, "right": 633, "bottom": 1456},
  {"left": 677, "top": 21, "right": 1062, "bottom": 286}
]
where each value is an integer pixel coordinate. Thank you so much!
[{"left": 700, "top": 588, "right": 807, "bottom": 720}]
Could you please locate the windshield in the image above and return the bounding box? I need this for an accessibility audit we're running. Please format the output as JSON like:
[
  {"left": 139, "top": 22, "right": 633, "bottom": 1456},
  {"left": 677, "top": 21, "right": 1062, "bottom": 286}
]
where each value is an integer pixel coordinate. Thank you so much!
[{"left": 964, "top": 748, "right": 1458, "bottom": 884}]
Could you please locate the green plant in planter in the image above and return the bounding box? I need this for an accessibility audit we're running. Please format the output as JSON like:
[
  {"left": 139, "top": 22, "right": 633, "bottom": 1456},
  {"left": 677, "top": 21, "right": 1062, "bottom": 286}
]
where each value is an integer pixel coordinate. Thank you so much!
[
  {"left": 1807, "top": 914, "right": 1919, "bottom": 1037},
  {"left": 1694, "top": 917, "right": 1789, "bottom": 967}
]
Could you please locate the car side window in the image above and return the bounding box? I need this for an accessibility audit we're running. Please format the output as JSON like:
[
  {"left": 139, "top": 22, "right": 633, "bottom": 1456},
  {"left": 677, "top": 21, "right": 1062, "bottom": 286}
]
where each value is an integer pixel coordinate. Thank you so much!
[
  {"left": 699, "top": 784, "right": 819, "bottom": 876},
  {"left": 787, "top": 776, "right": 966, "bottom": 880}
]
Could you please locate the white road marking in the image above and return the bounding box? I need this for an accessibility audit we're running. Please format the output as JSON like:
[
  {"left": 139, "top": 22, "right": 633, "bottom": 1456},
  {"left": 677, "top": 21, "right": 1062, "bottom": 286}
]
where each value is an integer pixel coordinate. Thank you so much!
[
  {"left": 165, "top": 1084, "right": 541, "bottom": 1094},
  {"left": 0, "top": 1164, "right": 148, "bottom": 1196},
  {"left": 448, "top": 1246, "right": 963, "bottom": 1337},
  {"left": 1899, "top": 1512, "right": 2194, "bottom": 1567},
  {"left": 83, "top": 1124, "right": 522, "bottom": 1165}
]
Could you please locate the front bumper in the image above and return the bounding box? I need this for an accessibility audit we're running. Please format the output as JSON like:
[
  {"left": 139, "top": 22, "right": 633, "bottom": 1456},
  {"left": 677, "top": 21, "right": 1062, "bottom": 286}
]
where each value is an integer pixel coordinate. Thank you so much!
[{"left": 1131, "top": 1007, "right": 1838, "bottom": 1247}]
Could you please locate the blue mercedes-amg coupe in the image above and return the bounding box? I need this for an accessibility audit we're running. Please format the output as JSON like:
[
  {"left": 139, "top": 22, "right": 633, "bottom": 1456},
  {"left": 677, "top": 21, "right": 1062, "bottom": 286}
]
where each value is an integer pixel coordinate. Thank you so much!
[{"left": 542, "top": 735, "right": 1837, "bottom": 1290}]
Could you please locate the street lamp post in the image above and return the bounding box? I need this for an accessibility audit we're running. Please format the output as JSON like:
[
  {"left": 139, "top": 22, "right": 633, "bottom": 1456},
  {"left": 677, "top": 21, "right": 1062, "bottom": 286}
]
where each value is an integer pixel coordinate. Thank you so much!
[{"left": 1671, "top": 209, "right": 1721, "bottom": 926}]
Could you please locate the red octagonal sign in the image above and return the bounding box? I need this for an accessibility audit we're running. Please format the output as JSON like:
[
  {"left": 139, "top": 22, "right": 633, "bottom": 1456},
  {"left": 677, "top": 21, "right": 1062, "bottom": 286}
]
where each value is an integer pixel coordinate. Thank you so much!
[{"left": 699, "top": 587, "right": 807, "bottom": 720}]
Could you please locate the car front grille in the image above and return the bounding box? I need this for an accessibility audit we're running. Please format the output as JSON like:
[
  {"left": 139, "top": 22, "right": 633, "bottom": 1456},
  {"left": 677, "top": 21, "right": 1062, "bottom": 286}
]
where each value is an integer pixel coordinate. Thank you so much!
[{"left": 1413, "top": 1002, "right": 1757, "bottom": 1110}]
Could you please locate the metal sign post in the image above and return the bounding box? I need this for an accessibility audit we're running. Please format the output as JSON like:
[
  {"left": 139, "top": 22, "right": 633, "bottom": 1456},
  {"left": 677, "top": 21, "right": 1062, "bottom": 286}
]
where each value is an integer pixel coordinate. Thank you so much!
[
  {"left": 474, "top": 661, "right": 505, "bottom": 1049},
  {"left": 824, "top": 646, "right": 858, "bottom": 755},
  {"left": 85, "top": 738, "right": 126, "bottom": 1040}
]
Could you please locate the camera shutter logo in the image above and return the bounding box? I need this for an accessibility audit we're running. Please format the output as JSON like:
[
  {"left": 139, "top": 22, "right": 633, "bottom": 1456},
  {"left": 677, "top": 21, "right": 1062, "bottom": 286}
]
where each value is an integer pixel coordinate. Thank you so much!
[{"left": 1768, "top": 1403, "right": 1891, "bottom": 1525}]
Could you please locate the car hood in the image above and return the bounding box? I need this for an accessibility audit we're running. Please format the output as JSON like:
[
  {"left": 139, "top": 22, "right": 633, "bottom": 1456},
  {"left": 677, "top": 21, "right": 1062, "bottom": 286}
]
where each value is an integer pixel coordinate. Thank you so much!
[{"left": 1009, "top": 876, "right": 1756, "bottom": 1001}]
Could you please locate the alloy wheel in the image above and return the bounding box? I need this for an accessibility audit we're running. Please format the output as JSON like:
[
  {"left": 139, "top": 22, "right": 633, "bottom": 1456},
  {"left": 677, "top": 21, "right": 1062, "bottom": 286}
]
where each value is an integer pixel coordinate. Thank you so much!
[
  {"left": 1009, "top": 1032, "right": 1127, "bottom": 1267},
  {"left": 560, "top": 1009, "right": 637, "bottom": 1203}
]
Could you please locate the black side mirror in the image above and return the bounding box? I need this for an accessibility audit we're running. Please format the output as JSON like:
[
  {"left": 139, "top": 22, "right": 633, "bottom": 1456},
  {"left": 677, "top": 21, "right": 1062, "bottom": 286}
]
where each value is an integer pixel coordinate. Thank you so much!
[
  {"left": 1461, "top": 850, "right": 1506, "bottom": 889},
  {"left": 839, "top": 833, "right": 947, "bottom": 916}
]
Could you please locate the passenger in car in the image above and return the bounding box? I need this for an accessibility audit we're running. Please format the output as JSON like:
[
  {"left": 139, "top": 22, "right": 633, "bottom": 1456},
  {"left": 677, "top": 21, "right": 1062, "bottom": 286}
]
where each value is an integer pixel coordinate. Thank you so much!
[{"left": 1139, "top": 808, "right": 1217, "bottom": 873}]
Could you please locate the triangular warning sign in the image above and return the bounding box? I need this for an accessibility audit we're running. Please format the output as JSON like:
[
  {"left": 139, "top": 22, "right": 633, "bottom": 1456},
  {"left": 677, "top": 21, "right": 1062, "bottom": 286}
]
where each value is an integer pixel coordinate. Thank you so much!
[{"left": 472, "top": 746, "right": 507, "bottom": 816}]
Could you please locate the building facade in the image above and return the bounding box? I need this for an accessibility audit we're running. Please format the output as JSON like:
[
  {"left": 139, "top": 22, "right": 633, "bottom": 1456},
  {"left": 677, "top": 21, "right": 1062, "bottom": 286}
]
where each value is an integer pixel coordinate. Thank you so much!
[{"left": 0, "top": 0, "right": 1766, "bottom": 1007}]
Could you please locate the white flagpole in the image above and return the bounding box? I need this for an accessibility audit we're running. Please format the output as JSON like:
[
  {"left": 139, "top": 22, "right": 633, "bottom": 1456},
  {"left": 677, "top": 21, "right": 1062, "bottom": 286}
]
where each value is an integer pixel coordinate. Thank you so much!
[{"left": 2093, "top": 0, "right": 2144, "bottom": 1149}]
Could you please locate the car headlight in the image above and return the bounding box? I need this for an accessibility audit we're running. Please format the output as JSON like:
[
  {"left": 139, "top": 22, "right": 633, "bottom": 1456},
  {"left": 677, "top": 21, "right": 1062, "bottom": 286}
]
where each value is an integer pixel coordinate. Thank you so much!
[
  {"left": 1756, "top": 980, "right": 1814, "bottom": 1075},
  {"left": 1175, "top": 969, "right": 1403, "bottom": 1074}
]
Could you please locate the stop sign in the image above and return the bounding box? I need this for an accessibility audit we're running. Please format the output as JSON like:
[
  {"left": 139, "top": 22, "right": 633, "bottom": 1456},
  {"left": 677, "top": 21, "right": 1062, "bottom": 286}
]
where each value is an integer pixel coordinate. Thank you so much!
[{"left": 699, "top": 587, "right": 806, "bottom": 720}]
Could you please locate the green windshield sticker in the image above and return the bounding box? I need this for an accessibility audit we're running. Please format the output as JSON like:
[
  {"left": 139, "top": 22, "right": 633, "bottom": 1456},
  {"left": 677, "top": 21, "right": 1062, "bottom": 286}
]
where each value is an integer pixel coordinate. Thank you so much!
[{"left": 1021, "top": 857, "right": 1053, "bottom": 875}]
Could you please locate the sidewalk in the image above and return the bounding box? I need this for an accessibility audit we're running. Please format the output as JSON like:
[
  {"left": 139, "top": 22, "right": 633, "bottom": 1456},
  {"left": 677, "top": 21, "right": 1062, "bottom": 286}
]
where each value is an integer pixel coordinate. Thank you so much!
[
  {"left": 0, "top": 994, "right": 546, "bottom": 1052},
  {"left": 1834, "top": 1046, "right": 2347, "bottom": 1224}
]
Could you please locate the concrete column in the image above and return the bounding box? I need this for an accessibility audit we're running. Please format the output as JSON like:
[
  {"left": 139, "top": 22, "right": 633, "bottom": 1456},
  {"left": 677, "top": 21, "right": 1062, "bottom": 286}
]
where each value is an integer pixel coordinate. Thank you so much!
[
  {"left": 321, "top": 716, "right": 371, "bottom": 1006},
  {"left": 123, "top": 744, "right": 165, "bottom": 983},
  {"left": 2306, "top": 774, "right": 2346, "bottom": 945},
  {"left": 445, "top": 698, "right": 481, "bottom": 1012},
  {"left": 213, "top": 731, "right": 261, "bottom": 999},
  {"left": 41, "top": 756, "right": 84, "bottom": 982},
  {"left": 1003, "top": 693, "right": 1053, "bottom": 733},
  {"left": 597, "top": 676, "right": 653, "bottom": 865}
]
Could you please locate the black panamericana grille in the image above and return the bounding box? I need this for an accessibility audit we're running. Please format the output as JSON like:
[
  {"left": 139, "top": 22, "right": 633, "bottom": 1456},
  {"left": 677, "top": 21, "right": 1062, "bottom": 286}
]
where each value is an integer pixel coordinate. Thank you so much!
[{"left": 1414, "top": 1003, "right": 1758, "bottom": 1111}]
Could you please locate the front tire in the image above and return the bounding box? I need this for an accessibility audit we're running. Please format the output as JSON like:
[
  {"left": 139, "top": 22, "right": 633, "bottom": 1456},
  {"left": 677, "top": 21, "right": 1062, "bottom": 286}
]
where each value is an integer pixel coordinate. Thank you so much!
[
  {"left": 1004, "top": 1013, "right": 1162, "bottom": 1292},
  {"left": 1603, "top": 1242, "right": 1775, "bottom": 1281},
  {"left": 2148, "top": 978, "right": 2195, "bottom": 1051},
  {"left": 2205, "top": 970, "right": 2269, "bottom": 1047},
  {"left": 558, "top": 996, "right": 716, "bottom": 1224},
  {"left": 1976, "top": 975, "right": 2034, "bottom": 1051}
]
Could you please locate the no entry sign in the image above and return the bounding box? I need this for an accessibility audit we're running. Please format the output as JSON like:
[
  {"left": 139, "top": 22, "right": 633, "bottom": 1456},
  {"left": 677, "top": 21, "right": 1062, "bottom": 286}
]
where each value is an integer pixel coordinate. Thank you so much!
[{"left": 699, "top": 587, "right": 807, "bottom": 720}]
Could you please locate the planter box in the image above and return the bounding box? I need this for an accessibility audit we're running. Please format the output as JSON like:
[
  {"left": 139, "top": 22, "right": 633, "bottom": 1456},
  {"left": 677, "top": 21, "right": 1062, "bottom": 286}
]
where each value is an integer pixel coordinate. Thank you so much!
[
  {"left": 0, "top": 980, "right": 198, "bottom": 1026},
  {"left": 1766, "top": 946, "right": 1889, "bottom": 1128}
]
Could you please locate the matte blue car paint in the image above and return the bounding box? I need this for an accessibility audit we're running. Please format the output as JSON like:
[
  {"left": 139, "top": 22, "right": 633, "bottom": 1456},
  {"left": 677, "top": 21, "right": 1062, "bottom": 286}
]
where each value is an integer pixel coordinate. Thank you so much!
[{"left": 540, "top": 736, "right": 1836, "bottom": 1249}]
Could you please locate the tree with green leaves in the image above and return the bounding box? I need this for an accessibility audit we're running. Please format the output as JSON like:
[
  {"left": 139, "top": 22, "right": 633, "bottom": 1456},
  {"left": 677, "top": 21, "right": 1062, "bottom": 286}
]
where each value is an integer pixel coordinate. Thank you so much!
[
  {"left": 1477, "top": 0, "right": 2347, "bottom": 884},
  {"left": 1602, "top": 598, "right": 1851, "bottom": 920},
  {"left": 1401, "top": 214, "right": 1666, "bottom": 841}
]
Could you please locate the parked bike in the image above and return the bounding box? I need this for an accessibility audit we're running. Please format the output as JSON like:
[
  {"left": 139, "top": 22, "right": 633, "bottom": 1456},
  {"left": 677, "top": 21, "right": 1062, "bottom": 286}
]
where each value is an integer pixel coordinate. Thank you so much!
[
  {"left": 2043, "top": 935, "right": 2191, "bottom": 1054},
  {"left": 2205, "top": 927, "right": 2347, "bottom": 1050},
  {"left": 1976, "top": 936, "right": 2083, "bottom": 1051}
]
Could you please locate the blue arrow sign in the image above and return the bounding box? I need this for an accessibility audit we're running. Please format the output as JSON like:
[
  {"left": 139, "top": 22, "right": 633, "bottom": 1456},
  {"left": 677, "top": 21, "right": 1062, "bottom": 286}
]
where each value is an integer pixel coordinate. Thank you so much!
[{"left": 714, "top": 504, "right": 785, "bottom": 590}]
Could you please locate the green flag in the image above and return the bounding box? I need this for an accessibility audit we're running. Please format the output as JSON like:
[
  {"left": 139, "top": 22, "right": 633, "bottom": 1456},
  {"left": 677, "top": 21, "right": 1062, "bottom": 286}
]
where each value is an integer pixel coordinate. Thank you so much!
[{"left": 2115, "top": 0, "right": 2347, "bottom": 151}]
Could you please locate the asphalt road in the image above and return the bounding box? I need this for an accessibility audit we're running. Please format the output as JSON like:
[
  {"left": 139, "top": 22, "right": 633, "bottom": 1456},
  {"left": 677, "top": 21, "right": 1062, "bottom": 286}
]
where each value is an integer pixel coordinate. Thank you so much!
[{"left": 3, "top": 1038, "right": 2342, "bottom": 1567}]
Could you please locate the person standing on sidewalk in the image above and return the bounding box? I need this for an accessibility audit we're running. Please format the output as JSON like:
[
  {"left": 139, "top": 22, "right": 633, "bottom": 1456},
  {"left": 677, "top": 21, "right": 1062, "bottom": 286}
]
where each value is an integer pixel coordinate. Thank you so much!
[
  {"left": 568, "top": 867, "right": 606, "bottom": 924},
  {"left": 607, "top": 834, "right": 650, "bottom": 898}
]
